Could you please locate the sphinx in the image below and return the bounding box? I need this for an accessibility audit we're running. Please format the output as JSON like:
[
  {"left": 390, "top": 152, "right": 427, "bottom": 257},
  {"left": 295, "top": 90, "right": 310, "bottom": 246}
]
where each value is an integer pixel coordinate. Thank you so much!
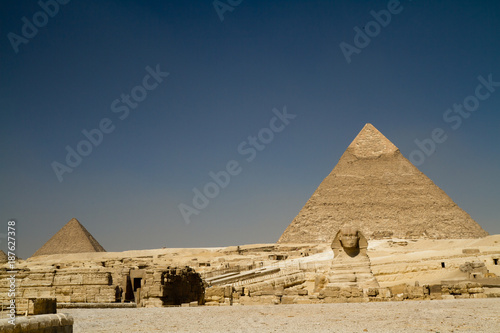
[{"left": 327, "top": 226, "right": 379, "bottom": 288}]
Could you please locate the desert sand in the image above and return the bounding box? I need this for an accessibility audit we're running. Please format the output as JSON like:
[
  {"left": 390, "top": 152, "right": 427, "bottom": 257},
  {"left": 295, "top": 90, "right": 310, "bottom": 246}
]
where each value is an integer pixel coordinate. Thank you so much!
[{"left": 64, "top": 298, "right": 500, "bottom": 333}]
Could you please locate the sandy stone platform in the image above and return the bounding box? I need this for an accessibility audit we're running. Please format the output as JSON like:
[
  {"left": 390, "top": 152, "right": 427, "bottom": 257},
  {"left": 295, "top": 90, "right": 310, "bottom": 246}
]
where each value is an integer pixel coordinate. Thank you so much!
[{"left": 65, "top": 298, "right": 500, "bottom": 332}]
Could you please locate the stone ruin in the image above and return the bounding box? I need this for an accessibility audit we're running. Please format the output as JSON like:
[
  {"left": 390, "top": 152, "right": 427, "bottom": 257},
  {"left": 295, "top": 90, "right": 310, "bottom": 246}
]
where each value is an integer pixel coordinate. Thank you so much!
[
  {"left": 326, "top": 226, "right": 379, "bottom": 288},
  {"left": 0, "top": 263, "right": 205, "bottom": 314}
]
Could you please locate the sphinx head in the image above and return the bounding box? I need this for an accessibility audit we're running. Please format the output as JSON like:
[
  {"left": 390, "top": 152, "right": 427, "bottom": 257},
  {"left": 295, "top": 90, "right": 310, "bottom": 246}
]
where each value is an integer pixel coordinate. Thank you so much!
[{"left": 339, "top": 227, "right": 360, "bottom": 249}]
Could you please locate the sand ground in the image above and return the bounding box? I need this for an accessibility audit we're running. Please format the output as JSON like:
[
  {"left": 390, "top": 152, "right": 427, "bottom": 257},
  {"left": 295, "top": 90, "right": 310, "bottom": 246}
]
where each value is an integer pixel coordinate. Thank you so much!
[{"left": 64, "top": 298, "right": 500, "bottom": 333}]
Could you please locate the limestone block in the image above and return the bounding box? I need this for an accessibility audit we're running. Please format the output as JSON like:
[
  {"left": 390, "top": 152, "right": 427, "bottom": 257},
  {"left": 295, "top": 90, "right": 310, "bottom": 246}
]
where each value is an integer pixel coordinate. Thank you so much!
[
  {"left": 484, "top": 287, "right": 500, "bottom": 297},
  {"left": 323, "top": 297, "right": 347, "bottom": 303},
  {"left": 441, "top": 295, "right": 455, "bottom": 300},
  {"left": 281, "top": 295, "right": 296, "bottom": 304},
  {"left": 205, "top": 286, "right": 225, "bottom": 298},
  {"left": 82, "top": 273, "right": 111, "bottom": 285},
  {"left": 261, "top": 285, "right": 275, "bottom": 295},
  {"left": 390, "top": 284, "right": 407, "bottom": 295},
  {"left": 239, "top": 296, "right": 275, "bottom": 305},
  {"left": 284, "top": 289, "right": 299, "bottom": 296},
  {"left": 377, "top": 288, "right": 391, "bottom": 298},
  {"left": 148, "top": 285, "right": 162, "bottom": 297},
  {"left": 209, "top": 296, "right": 222, "bottom": 302},
  {"left": 56, "top": 295, "right": 71, "bottom": 303},
  {"left": 37, "top": 289, "right": 54, "bottom": 298},
  {"left": 472, "top": 293, "right": 487, "bottom": 298},
  {"left": 429, "top": 284, "right": 442, "bottom": 295},
  {"left": 20, "top": 273, "right": 55, "bottom": 286},
  {"left": 54, "top": 274, "right": 83, "bottom": 285},
  {"left": 298, "top": 289, "right": 308, "bottom": 296},
  {"left": 33, "top": 298, "right": 57, "bottom": 315},
  {"left": 224, "top": 286, "right": 232, "bottom": 298},
  {"left": 367, "top": 288, "right": 378, "bottom": 297},
  {"left": 340, "top": 287, "right": 362, "bottom": 298},
  {"left": 347, "top": 297, "right": 369, "bottom": 303},
  {"left": 56, "top": 287, "right": 72, "bottom": 296},
  {"left": 295, "top": 297, "right": 314, "bottom": 304},
  {"left": 204, "top": 301, "right": 220, "bottom": 306},
  {"left": 70, "top": 294, "right": 86, "bottom": 303},
  {"left": 467, "top": 282, "right": 481, "bottom": 288},
  {"left": 455, "top": 294, "right": 470, "bottom": 299},
  {"left": 71, "top": 286, "right": 85, "bottom": 294},
  {"left": 407, "top": 286, "right": 424, "bottom": 299},
  {"left": 95, "top": 295, "right": 115, "bottom": 303},
  {"left": 99, "top": 287, "right": 116, "bottom": 300},
  {"left": 142, "top": 298, "right": 163, "bottom": 308},
  {"left": 468, "top": 287, "right": 484, "bottom": 294},
  {"left": 84, "top": 286, "right": 101, "bottom": 295},
  {"left": 153, "top": 271, "right": 163, "bottom": 281},
  {"left": 320, "top": 288, "right": 340, "bottom": 298}
]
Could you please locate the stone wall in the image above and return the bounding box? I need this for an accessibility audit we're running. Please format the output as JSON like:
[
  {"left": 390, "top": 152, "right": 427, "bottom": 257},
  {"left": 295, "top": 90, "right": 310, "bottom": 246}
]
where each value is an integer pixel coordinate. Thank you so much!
[
  {"left": 0, "top": 268, "right": 117, "bottom": 314},
  {"left": 0, "top": 264, "right": 204, "bottom": 311},
  {"left": 203, "top": 282, "right": 498, "bottom": 305}
]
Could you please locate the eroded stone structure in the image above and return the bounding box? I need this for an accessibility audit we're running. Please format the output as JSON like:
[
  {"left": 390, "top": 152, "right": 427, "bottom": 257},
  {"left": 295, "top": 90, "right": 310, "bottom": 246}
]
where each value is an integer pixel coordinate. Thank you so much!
[{"left": 327, "top": 227, "right": 379, "bottom": 288}]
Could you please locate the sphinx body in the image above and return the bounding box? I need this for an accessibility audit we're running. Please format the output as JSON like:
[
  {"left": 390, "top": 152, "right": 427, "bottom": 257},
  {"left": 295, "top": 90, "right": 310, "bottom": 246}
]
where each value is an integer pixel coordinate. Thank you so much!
[{"left": 327, "top": 227, "right": 379, "bottom": 288}]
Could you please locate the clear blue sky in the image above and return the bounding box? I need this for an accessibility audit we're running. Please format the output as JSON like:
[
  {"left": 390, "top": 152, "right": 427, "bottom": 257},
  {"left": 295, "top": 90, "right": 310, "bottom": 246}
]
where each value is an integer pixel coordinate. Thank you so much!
[{"left": 1, "top": 0, "right": 499, "bottom": 259}]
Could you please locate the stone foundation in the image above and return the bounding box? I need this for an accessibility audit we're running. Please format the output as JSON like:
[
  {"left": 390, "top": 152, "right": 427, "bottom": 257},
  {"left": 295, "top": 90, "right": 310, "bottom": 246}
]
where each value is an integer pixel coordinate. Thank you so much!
[{"left": 203, "top": 282, "right": 498, "bottom": 305}]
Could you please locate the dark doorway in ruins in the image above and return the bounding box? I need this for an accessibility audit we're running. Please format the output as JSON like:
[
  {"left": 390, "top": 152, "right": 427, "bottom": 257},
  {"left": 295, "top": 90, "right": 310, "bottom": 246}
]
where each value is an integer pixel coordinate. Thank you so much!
[
  {"left": 123, "top": 276, "right": 135, "bottom": 302},
  {"left": 133, "top": 278, "right": 142, "bottom": 291},
  {"left": 161, "top": 268, "right": 205, "bottom": 306},
  {"left": 494, "top": 258, "right": 499, "bottom": 265}
]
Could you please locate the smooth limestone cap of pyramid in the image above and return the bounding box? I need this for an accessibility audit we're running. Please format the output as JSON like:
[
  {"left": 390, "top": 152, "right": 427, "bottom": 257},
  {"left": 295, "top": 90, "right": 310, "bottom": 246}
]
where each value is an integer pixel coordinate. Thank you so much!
[{"left": 346, "top": 123, "right": 399, "bottom": 158}]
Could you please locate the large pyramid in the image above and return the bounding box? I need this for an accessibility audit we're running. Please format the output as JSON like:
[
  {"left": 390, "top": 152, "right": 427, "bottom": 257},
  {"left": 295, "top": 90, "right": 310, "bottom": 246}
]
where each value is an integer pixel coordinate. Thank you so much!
[
  {"left": 32, "top": 218, "right": 106, "bottom": 257},
  {"left": 278, "top": 124, "right": 488, "bottom": 243}
]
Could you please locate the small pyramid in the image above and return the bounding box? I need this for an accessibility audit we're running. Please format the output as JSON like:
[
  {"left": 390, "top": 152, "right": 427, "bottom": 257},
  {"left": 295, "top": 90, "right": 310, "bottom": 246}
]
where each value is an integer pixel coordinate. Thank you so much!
[
  {"left": 32, "top": 218, "right": 106, "bottom": 257},
  {"left": 278, "top": 124, "right": 489, "bottom": 243},
  {"left": 0, "top": 250, "right": 7, "bottom": 263}
]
